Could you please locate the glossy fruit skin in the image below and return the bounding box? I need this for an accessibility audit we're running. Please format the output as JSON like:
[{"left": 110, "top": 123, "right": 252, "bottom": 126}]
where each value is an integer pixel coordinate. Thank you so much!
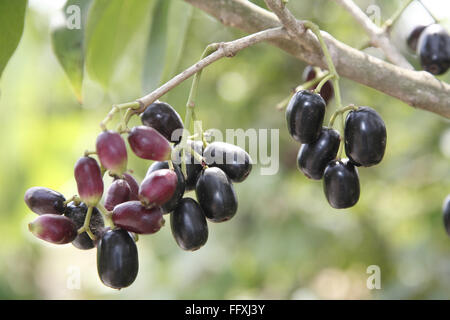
[
  {"left": 195, "top": 167, "right": 238, "bottom": 222},
  {"left": 122, "top": 173, "right": 139, "bottom": 201},
  {"left": 417, "top": 24, "right": 450, "bottom": 75},
  {"left": 140, "top": 101, "right": 184, "bottom": 143},
  {"left": 297, "top": 127, "right": 340, "bottom": 180},
  {"left": 128, "top": 126, "right": 172, "bottom": 161},
  {"left": 407, "top": 25, "right": 427, "bottom": 52},
  {"left": 112, "top": 201, "right": 164, "bottom": 234},
  {"left": 173, "top": 140, "right": 204, "bottom": 191},
  {"left": 74, "top": 156, "right": 104, "bottom": 206},
  {"left": 97, "top": 229, "right": 139, "bottom": 289},
  {"left": 323, "top": 160, "right": 360, "bottom": 209},
  {"left": 146, "top": 161, "right": 185, "bottom": 213},
  {"left": 104, "top": 179, "right": 131, "bottom": 211},
  {"left": 171, "top": 198, "right": 208, "bottom": 251},
  {"left": 302, "top": 66, "right": 334, "bottom": 104},
  {"left": 65, "top": 202, "right": 104, "bottom": 250},
  {"left": 24, "top": 187, "right": 66, "bottom": 215},
  {"left": 96, "top": 131, "right": 127, "bottom": 176},
  {"left": 286, "top": 90, "right": 325, "bottom": 143},
  {"left": 28, "top": 214, "right": 78, "bottom": 244},
  {"left": 345, "top": 107, "right": 387, "bottom": 167},
  {"left": 443, "top": 195, "right": 450, "bottom": 237},
  {"left": 139, "top": 169, "right": 178, "bottom": 207},
  {"left": 204, "top": 142, "right": 252, "bottom": 183}
]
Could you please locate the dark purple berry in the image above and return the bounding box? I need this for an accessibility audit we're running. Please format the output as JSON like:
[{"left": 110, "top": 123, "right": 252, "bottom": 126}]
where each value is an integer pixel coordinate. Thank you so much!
[
  {"left": 345, "top": 107, "right": 387, "bottom": 167},
  {"left": 407, "top": 25, "right": 427, "bottom": 52},
  {"left": 128, "top": 126, "right": 172, "bottom": 161},
  {"left": 204, "top": 142, "right": 252, "bottom": 183},
  {"left": 195, "top": 167, "right": 237, "bottom": 222},
  {"left": 443, "top": 195, "right": 450, "bottom": 237},
  {"left": 96, "top": 131, "right": 127, "bottom": 176},
  {"left": 104, "top": 179, "right": 131, "bottom": 211},
  {"left": 297, "top": 127, "right": 340, "bottom": 180},
  {"left": 302, "top": 65, "right": 334, "bottom": 104},
  {"left": 417, "top": 24, "right": 450, "bottom": 75},
  {"left": 323, "top": 160, "right": 360, "bottom": 209},
  {"left": 140, "top": 101, "right": 184, "bottom": 143},
  {"left": 112, "top": 201, "right": 165, "bottom": 234},
  {"left": 97, "top": 229, "right": 138, "bottom": 289},
  {"left": 286, "top": 90, "right": 325, "bottom": 143},
  {"left": 24, "top": 187, "right": 66, "bottom": 215},
  {"left": 28, "top": 214, "right": 77, "bottom": 244},
  {"left": 74, "top": 156, "right": 104, "bottom": 206},
  {"left": 171, "top": 198, "right": 208, "bottom": 251},
  {"left": 146, "top": 161, "right": 185, "bottom": 214},
  {"left": 65, "top": 202, "right": 104, "bottom": 250}
]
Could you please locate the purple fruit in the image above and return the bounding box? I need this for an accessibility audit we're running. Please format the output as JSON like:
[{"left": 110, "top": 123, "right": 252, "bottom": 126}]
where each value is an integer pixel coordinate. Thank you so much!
[
  {"left": 140, "top": 101, "right": 184, "bottom": 143},
  {"left": 104, "top": 179, "right": 131, "bottom": 211},
  {"left": 139, "top": 169, "right": 178, "bottom": 207},
  {"left": 122, "top": 173, "right": 140, "bottom": 201},
  {"left": 112, "top": 201, "right": 165, "bottom": 234},
  {"left": 96, "top": 131, "right": 127, "bottom": 176},
  {"left": 128, "top": 126, "right": 172, "bottom": 161},
  {"left": 74, "top": 156, "right": 104, "bottom": 206},
  {"left": 302, "top": 65, "right": 334, "bottom": 105},
  {"left": 28, "top": 214, "right": 78, "bottom": 244},
  {"left": 24, "top": 187, "right": 66, "bottom": 215}
]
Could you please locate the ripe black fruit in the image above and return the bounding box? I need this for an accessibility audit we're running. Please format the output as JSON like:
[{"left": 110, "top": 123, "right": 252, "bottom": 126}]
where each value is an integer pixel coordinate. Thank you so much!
[
  {"left": 173, "top": 140, "right": 204, "bottom": 191},
  {"left": 141, "top": 101, "right": 184, "bottom": 143},
  {"left": 417, "top": 24, "right": 450, "bottom": 75},
  {"left": 146, "top": 161, "right": 185, "bottom": 213},
  {"left": 204, "top": 142, "right": 252, "bottom": 183},
  {"left": 345, "top": 107, "right": 387, "bottom": 167},
  {"left": 407, "top": 25, "right": 427, "bottom": 52},
  {"left": 323, "top": 160, "right": 360, "bottom": 209},
  {"left": 97, "top": 229, "right": 139, "bottom": 289},
  {"left": 302, "top": 66, "right": 334, "bottom": 104},
  {"left": 196, "top": 167, "right": 238, "bottom": 222},
  {"left": 297, "top": 127, "right": 340, "bottom": 180},
  {"left": 286, "top": 90, "right": 325, "bottom": 143},
  {"left": 24, "top": 187, "right": 66, "bottom": 215},
  {"left": 171, "top": 198, "right": 208, "bottom": 251},
  {"left": 65, "top": 202, "right": 104, "bottom": 250},
  {"left": 443, "top": 195, "right": 450, "bottom": 237}
]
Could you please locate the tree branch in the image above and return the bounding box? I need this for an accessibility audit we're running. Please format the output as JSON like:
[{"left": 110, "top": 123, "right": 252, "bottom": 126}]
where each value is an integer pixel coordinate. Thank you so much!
[
  {"left": 184, "top": 0, "right": 450, "bottom": 119},
  {"left": 333, "top": 0, "right": 412, "bottom": 69},
  {"left": 136, "top": 27, "right": 286, "bottom": 109}
]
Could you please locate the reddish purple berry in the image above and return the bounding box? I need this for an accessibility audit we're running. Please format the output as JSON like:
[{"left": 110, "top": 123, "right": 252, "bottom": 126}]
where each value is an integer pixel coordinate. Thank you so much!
[
  {"left": 122, "top": 173, "right": 139, "bottom": 201},
  {"left": 74, "top": 156, "right": 104, "bottom": 206},
  {"left": 112, "top": 201, "right": 165, "bottom": 234},
  {"left": 96, "top": 131, "right": 127, "bottom": 176},
  {"left": 24, "top": 186, "right": 66, "bottom": 215},
  {"left": 28, "top": 214, "right": 78, "bottom": 244},
  {"left": 128, "top": 126, "right": 172, "bottom": 161},
  {"left": 104, "top": 179, "right": 131, "bottom": 211},
  {"left": 139, "top": 169, "right": 178, "bottom": 207}
]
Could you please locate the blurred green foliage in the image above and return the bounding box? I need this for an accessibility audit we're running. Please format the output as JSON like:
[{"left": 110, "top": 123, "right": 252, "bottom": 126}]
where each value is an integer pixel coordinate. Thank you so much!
[{"left": 0, "top": 0, "right": 449, "bottom": 299}]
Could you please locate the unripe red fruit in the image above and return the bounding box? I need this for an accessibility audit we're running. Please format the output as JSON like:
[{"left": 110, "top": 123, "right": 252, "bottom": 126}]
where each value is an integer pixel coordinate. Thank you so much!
[
  {"left": 112, "top": 201, "right": 165, "bottom": 234},
  {"left": 96, "top": 131, "right": 127, "bottom": 176},
  {"left": 104, "top": 179, "right": 131, "bottom": 211},
  {"left": 128, "top": 126, "right": 172, "bottom": 161},
  {"left": 24, "top": 186, "right": 66, "bottom": 215},
  {"left": 28, "top": 214, "right": 78, "bottom": 244},
  {"left": 74, "top": 156, "right": 104, "bottom": 206},
  {"left": 139, "top": 169, "right": 178, "bottom": 207},
  {"left": 122, "top": 173, "right": 139, "bottom": 201}
]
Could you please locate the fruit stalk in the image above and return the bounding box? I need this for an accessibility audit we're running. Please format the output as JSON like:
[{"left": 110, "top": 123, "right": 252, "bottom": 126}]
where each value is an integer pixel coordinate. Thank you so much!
[
  {"left": 78, "top": 206, "right": 95, "bottom": 240},
  {"left": 96, "top": 202, "right": 115, "bottom": 228}
]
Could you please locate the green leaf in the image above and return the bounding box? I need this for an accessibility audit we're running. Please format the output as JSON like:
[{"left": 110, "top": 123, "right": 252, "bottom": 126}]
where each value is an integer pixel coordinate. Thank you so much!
[
  {"left": 141, "top": 0, "right": 193, "bottom": 94},
  {"left": 85, "top": 0, "right": 152, "bottom": 88},
  {"left": 0, "top": 0, "right": 27, "bottom": 79},
  {"left": 142, "top": 0, "right": 170, "bottom": 93},
  {"left": 51, "top": 0, "right": 91, "bottom": 103}
]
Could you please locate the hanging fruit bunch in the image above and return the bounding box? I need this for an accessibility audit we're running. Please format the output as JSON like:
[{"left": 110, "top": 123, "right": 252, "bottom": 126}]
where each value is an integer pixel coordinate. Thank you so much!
[{"left": 24, "top": 99, "right": 252, "bottom": 289}]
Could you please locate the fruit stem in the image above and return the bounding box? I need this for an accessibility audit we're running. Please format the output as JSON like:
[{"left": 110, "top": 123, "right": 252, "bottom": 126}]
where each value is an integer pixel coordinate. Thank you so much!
[
  {"left": 314, "top": 73, "right": 335, "bottom": 94},
  {"left": 96, "top": 202, "right": 115, "bottom": 228},
  {"left": 382, "top": 0, "right": 414, "bottom": 32},
  {"left": 63, "top": 195, "right": 81, "bottom": 206},
  {"left": 80, "top": 206, "right": 96, "bottom": 241},
  {"left": 168, "top": 160, "right": 174, "bottom": 171},
  {"left": 100, "top": 102, "right": 140, "bottom": 131}
]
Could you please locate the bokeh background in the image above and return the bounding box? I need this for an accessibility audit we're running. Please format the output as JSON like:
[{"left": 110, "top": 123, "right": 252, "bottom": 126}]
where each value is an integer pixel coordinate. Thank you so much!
[{"left": 1, "top": 0, "right": 449, "bottom": 299}]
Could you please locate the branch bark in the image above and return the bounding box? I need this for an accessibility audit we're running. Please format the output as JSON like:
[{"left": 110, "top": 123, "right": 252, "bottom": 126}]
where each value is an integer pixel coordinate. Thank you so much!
[{"left": 184, "top": 0, "right": 450, "bottom": 119}]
